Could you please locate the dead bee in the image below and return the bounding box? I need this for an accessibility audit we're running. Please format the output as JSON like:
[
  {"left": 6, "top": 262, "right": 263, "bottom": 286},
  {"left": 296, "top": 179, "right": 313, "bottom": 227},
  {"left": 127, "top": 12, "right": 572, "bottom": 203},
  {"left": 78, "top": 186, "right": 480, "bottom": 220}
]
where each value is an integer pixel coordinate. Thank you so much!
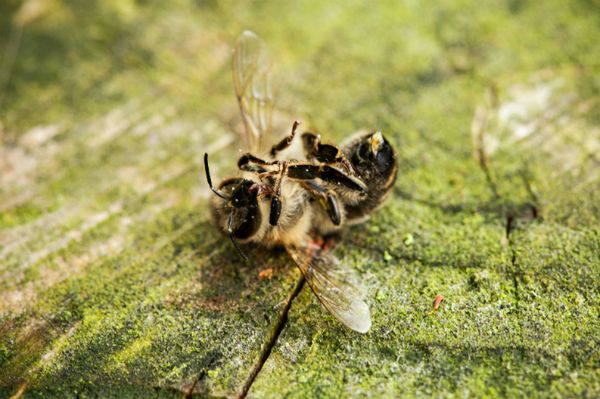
[
  {"left": 230, "top": 125, "right": 397, "bottom": 235},
  {"left": 204, "top": 30, "right": 397, "bottom": 333}
]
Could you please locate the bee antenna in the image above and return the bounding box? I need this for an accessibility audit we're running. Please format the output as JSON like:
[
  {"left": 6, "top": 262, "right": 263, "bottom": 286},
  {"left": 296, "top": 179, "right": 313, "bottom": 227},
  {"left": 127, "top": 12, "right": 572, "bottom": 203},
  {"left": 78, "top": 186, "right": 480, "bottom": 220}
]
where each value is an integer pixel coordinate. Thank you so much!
[
  {"left": 204, "top": 153, "right": 229, "bottom": 200},
  {"left": 229, "top": 233, "right": 250, "bottom": 263},
  {"left": 227, "top": 213, "right": 250, "bottom": 263}
]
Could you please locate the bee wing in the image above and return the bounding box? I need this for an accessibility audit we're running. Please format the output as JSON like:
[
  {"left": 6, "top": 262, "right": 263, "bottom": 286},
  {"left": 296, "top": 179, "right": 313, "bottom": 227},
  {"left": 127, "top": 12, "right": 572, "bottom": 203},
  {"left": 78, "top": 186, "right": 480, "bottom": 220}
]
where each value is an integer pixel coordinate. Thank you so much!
[
  {"left": 286, "top": 242, "right": 371, "bottom": 333},
  {"left": 232, "top": 30, "right": 273, "bottom": 152}
]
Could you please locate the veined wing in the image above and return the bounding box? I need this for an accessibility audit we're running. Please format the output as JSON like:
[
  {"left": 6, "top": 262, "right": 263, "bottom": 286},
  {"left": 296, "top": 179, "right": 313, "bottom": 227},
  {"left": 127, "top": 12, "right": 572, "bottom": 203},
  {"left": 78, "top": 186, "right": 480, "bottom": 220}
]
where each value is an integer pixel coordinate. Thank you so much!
[
  {"left": 286, "top": 242, "right": 371, "bottom": 333},
  {"left": 232, "top": 30, "right": 273, "bottom": 153}
]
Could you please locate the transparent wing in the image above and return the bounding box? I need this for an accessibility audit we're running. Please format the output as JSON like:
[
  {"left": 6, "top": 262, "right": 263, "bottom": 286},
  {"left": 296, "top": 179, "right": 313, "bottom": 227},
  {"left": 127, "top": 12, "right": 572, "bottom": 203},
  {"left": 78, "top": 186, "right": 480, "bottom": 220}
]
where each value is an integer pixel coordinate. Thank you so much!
[
  {"left": 286, "top": 242, "right": 371, "bottom": 333},
  {"left": 232, "top": 30, "right": 273, "bottom": 152}
]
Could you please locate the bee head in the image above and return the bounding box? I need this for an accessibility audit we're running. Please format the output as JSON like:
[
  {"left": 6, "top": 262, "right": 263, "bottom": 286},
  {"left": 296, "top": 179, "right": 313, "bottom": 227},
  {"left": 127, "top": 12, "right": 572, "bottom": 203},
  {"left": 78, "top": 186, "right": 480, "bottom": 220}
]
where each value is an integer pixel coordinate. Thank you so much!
[
  {"left": 218, "top": 178, "right": 262, "bottom": 240},
  {"left": 352, "top": 131, "right": 396, "bottom": 176},
  {"left": 204, "top": 154, "right": 263, "bottom": 262}
]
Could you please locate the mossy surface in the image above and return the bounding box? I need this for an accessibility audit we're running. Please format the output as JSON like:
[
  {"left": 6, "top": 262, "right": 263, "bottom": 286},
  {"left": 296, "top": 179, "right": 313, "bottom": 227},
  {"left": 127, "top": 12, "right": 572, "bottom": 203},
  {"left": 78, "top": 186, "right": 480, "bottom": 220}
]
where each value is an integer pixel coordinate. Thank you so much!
[{"left": 1, "top": 1, "right": 598, "bottom": 398}]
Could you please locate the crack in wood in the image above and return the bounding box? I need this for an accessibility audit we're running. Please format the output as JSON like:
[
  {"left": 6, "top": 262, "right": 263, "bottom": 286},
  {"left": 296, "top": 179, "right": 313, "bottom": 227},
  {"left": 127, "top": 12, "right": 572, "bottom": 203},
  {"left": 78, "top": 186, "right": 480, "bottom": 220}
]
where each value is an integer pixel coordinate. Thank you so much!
[
  {"left": 471, "top": 97, "right": 499, "bottom": 200},
  {"left": 505, "top": 215, "right": 520, "bottom": 308},
  {"left": 518, "top": 170, "right": 540, "bottom": 220},
  {"left": 504, "top": 212, "right": 526, "bottom": 350},
  {"left": 185, "top": 352, "right": 220, "bottom": 399},
  {"left": 473, "top": 96, "right": 532, "bottom": 344},
  {"left": 475, "top": 156, "right": 527, "bottom": 343},
  {"left": 236, "top": 276, "right": 306, "bottom": 399}
]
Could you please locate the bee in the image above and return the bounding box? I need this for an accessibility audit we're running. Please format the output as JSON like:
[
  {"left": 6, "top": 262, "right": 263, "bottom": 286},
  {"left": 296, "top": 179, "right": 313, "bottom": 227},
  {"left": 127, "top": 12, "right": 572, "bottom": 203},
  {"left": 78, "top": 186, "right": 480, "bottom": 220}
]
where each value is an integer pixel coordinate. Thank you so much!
[{"left": 203, "top": 31, "right": 397, "bottom": 333}]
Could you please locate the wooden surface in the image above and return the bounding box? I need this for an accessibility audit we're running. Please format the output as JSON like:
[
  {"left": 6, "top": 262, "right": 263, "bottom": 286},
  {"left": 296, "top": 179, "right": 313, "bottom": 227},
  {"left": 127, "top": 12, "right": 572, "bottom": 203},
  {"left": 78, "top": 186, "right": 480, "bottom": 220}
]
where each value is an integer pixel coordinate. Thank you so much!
[{"left": 1, "top": 1, "right": 599, "bottom": 397}]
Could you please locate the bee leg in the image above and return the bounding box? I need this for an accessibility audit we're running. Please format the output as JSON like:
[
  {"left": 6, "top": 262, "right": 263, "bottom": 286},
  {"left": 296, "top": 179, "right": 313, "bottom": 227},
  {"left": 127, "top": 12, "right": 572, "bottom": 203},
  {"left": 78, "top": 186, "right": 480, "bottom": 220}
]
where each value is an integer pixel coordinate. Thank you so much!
[
  {"left": 301, "top": 133, "right": 355, "bottom": 172},
  {"left": 269, "top": 163, "right": 288, "bottom": 226},
  {"left": 300, "top": 181, "right": 342, "bottom": 226},
  {"left": 238, "top": 153, "right": 280, "bottom": 173},
  {"left": 287, "top": 163, "right": 367, "bottom": 193},
  {"left": 270, "top": 120, "right": 300, "bottom": 157},
  {"left": 302, "top": 132, "right": 339, "bottom": 162}
]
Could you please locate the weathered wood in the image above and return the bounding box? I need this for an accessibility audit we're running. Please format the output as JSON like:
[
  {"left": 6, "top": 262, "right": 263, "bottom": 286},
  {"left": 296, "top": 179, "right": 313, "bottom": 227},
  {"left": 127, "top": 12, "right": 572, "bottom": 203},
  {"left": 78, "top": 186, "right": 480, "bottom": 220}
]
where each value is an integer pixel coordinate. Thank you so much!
[{"left": 1, "top": 1, "right": 598, "bottom": 398}]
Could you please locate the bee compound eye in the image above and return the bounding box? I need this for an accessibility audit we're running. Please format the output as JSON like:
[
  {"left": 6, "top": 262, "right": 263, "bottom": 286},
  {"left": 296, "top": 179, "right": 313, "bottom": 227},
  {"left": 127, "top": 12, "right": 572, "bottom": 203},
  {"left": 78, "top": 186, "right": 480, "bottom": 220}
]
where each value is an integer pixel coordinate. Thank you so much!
[
  {"left": 355, "top": 142, "right": 371, "bottom": 163},
  {"left": 374, "top": 140, "right": 394, "bottom": 170},
  {"left": 231, "top": 206, "right": 261, "bottom": 239}
]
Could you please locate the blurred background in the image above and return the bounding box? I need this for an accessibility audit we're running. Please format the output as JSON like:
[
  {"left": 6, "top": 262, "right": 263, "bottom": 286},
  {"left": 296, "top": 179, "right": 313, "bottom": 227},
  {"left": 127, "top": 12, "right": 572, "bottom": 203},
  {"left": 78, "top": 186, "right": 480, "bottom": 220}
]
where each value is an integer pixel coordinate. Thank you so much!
[
  {"left": 1, "top": 0, "right": 598, "bottom": 224},
  {"left": 0, "top": 0, "right": 599, "bottom": 397}
]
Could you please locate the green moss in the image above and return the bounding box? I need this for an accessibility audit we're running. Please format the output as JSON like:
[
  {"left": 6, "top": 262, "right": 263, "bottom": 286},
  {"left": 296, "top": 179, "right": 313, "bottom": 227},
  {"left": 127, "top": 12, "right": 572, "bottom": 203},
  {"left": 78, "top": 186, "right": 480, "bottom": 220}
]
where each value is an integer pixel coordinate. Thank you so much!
[{"left": 1, "top": 0, "right": 598, "bottom": 397}]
